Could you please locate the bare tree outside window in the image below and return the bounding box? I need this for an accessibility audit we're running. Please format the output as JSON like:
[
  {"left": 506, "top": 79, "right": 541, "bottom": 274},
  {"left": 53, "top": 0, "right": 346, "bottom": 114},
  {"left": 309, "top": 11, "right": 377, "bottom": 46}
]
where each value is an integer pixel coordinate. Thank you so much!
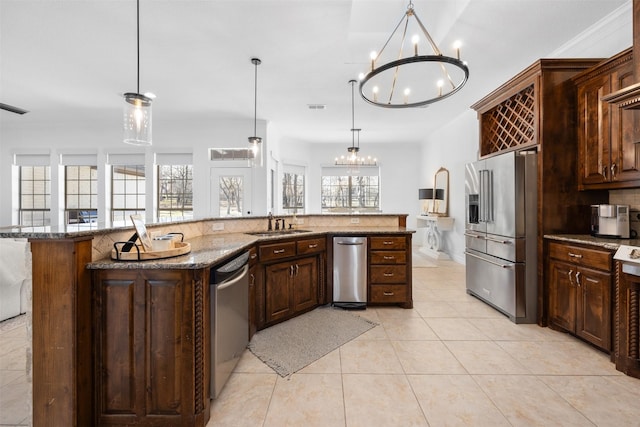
[
  {"left": 158, "top": 165, "right": 193, "bottom": 220},
  {"left": 321, "top": 174, "right": 379, "bottom": 212},
  {"left": 282, "top": 172, "right": 304, "bottom": 214},
  {"left": 219, "top": 176, "right": 243, "bottom": 217}
]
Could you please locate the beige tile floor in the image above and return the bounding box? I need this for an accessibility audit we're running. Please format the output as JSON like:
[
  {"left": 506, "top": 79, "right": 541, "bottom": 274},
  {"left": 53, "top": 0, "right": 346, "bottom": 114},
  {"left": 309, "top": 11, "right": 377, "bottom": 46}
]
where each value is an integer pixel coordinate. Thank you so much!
[
  {"left": 209, "top": 259, "right": 640, "bottom": 427},
  {"left": 2, "top": 257, "right": 640, "bottom": 426}
]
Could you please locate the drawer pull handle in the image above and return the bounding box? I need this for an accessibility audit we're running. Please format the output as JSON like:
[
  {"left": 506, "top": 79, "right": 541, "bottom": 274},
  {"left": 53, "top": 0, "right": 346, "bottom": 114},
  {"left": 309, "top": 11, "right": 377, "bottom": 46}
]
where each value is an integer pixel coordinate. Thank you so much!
[
  {"left": 568, "top": 269, "right": 574, "bottom": 285},
  {"left": 575, "top": 271, "right": 581, "bottom": 287},
  {"left": 273, "top": 249, "right": 285, "bottom": 254},
  {"left": 383, "top": 241, "right": 394, "bottom": 245},
  {"left": 383, "top": 273, "right": 394, "bottom": 277},
  {"left": 383, "top": 256, "right": 395, "bottom": 260},
  {"left": 383, "top": 291, "right": 395, "bottom": 296},
  {"left": 308, "top": 244, "right": 318, "bottom": 248},
  {"left": 568, "top": 252, "right": 583, "bottom": 259},
  {"left": 250, "top": 253, "right": 257, "bottom": 259}
]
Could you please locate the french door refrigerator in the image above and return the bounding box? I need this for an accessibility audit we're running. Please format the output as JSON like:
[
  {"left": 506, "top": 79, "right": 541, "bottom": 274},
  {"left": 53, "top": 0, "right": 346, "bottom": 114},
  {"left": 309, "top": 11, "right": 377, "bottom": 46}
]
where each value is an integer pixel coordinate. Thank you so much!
[{"left": 464, "top": 150, "right": 537, "bottom": 324}]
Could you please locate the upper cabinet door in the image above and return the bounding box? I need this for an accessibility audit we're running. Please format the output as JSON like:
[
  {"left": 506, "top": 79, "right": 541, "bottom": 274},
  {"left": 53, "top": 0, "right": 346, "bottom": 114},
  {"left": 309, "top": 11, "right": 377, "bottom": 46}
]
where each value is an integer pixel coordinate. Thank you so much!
[
  {"left": 610, "top": 60, "right": 640, "bottom": 184},
  {"left": 577, "top": 72, "right": 611, "bottom": 188}
]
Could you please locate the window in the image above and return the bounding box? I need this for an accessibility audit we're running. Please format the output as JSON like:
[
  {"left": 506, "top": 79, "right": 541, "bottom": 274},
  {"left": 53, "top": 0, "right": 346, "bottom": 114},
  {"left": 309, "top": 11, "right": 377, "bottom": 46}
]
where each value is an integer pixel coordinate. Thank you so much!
[
  {"left": 65, "top": 166, "right": 98, "bottom": 224},
  {"left": 158, "top": 165, "right": 193, "bottom": 220},
  {"left": 219, "top": 176, "right": 244, "bottom": 217},
  {"left": 282, "top": 170, "right": 305, "bottom": 214},
  {"left": 112, "top": 165, "right": 145, "bottom": 224},
  {"left": 321, "top": 166, "right": 380, "bottom": 212},
  {"left": 19, "top": 166, "right": 51, "bottom": 226}
]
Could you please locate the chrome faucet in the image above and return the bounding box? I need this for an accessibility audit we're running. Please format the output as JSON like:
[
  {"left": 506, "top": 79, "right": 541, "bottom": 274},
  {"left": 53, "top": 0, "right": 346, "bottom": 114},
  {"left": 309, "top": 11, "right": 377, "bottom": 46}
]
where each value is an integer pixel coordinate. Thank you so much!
[{"left": 268, "top": 212, "right": 273, "bottom": 231}]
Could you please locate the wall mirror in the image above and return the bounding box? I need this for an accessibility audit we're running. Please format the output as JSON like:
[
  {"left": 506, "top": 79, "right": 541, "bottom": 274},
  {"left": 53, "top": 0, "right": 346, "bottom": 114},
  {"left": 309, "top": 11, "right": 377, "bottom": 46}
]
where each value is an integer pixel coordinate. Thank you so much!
[{"left": 432, "top": 167, "right": 449, "bottom": 216}]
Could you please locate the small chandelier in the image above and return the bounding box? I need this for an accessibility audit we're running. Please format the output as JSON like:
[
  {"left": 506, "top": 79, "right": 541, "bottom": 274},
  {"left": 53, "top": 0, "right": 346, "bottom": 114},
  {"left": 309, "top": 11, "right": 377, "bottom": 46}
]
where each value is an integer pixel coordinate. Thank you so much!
[
  {"left": 123, "top": 0, "right": 154, "bottom": 146},
  {"left": 335, "top": 80, "right": 377, "bottom": 167},
  {"left": 248, "top": 58, "right": 262, "bottom": 157},
  {"left": 359, "top": 0, "right": 469, "bottom": 108}
]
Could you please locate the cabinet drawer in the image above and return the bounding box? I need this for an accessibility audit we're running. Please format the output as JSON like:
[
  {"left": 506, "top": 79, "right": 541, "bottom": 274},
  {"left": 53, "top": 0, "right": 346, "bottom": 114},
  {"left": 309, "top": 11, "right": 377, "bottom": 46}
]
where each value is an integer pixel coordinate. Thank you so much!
[
  {"left": 370, "top": 265, "right": 406, "bottom": 283},
  {"left": 370, "top": 251, "right": 406, "bottom": 265},
  {"left": 296, "top": 237, "right": 326, "bottom": 255},
  {"left": 370, "top": 236, "right": 406, "bottom": 250},
  {"left": 548, "top": 242, "right": 612, "bottom": 271},
  {"left": 370, "top": 285, "right": 407, "bottom": 303},
  {"left": 259, "top": 241, "right": 296, "bottom": 262}
]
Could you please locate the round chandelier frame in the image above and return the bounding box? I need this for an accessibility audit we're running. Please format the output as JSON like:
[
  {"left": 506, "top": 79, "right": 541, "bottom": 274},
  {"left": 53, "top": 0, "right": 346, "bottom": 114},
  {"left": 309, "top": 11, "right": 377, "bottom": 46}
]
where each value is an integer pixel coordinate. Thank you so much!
[{"left": 359, "top": 1, "right": 469, "bottom": 109}]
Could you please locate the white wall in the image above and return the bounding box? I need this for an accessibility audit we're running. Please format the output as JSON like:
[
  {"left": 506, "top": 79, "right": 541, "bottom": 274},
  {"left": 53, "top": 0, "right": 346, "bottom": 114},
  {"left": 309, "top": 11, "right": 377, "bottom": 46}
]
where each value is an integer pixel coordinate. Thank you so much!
[{"left": 0, "top": 117, "right": 269, "bottom": 226}]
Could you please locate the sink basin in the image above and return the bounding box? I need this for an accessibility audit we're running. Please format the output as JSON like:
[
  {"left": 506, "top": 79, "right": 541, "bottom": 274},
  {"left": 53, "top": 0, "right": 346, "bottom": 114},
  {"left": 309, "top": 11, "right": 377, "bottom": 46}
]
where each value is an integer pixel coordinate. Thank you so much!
[{"left": 246, "top": 229, "right": 311, "bottom": 237}]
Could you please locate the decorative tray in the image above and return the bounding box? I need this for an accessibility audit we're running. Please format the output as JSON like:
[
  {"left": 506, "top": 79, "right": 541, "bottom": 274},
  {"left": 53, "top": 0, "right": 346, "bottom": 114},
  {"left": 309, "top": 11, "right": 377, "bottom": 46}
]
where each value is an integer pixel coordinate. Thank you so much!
[{"left": 111, "top": 232, "right": 190, "bottom": 261}]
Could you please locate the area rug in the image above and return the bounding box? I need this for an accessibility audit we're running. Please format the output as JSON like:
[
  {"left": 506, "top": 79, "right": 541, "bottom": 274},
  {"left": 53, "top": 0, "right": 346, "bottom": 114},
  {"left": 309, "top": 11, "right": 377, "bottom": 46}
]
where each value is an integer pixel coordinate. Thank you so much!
[{"left": 248, "top": 306, "right": 377, "bottom": 377}]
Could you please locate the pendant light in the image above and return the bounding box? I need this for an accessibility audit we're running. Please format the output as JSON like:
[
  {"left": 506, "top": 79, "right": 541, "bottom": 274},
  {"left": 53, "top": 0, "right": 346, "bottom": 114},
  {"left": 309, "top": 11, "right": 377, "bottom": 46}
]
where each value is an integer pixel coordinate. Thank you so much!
[
  {"left": 123, "top": 0, "right": 154, "bottom": 145},
  {"left": 248, "top": 58, "right": 262, "bottom": 165},
  {"left": 335, "top": 80, "right": 377, "bottom": 168}
]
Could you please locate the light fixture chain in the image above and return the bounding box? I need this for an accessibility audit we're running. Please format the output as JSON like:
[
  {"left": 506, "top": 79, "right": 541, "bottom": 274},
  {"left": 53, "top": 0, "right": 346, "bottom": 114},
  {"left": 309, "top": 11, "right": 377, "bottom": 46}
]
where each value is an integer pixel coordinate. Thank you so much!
[
  {"left": 350, "top": 80, "right": 355, "bottom": 148},
  {"left": 388, "top": 16, "right": 410, "bottom": 105}
]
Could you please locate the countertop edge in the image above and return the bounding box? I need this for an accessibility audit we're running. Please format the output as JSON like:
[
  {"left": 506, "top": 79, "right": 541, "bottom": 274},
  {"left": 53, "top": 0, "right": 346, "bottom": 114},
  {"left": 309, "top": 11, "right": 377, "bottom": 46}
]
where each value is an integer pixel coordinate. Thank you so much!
[{"left": 544, "top": 234, "right": 633, "bottom": 250}]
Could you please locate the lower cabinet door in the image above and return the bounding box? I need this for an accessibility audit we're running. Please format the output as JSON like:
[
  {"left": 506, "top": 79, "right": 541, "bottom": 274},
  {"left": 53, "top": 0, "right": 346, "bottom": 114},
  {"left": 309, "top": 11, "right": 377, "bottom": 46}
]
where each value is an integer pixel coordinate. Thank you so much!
[
  {"left": 292, "top": 256, "right": 318, "bottom": 313},
  {"left": 548, "top": 259, "right": 577, "bottom": 333},
  {"left": 265, "top": 261, "right": 294, "bottom": 324},
  {"left": 576, "top": 266, "right": 611, "bottom": 351}
]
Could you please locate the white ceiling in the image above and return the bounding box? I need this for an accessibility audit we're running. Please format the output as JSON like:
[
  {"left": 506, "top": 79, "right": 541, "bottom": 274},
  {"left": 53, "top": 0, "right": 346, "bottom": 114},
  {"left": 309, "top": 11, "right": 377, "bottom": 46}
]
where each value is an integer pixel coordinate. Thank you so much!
[{"left": 0, "top": 0, "right": 631, "bottom": 146}]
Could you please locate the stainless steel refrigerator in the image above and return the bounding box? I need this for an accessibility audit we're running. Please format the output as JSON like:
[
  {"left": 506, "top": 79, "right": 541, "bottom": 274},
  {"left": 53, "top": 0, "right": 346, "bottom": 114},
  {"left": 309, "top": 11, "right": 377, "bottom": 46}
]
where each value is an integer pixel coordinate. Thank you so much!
[{"left": 464, "top": 150, "right": 537, "bottom": 324}]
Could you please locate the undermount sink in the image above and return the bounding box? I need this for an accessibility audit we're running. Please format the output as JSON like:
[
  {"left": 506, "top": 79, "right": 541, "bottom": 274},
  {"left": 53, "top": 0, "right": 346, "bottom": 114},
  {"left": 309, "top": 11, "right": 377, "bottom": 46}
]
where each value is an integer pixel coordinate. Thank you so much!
[{"left": 246, "top": 229, "right": 311, "bottom": 237}]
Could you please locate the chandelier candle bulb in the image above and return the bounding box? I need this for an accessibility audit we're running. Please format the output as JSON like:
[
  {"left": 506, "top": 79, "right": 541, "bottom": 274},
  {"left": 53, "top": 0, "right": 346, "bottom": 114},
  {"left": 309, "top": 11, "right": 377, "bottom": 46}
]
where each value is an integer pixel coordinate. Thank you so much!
[
  {"left": 412, "top": 35, "right": 420, "bottom": 56},
  {"left": 453, "top": 40, "right": 462, "bottom": 60},
  {"left": 370, "top": 51, "right": 377, "bottom": 71}
]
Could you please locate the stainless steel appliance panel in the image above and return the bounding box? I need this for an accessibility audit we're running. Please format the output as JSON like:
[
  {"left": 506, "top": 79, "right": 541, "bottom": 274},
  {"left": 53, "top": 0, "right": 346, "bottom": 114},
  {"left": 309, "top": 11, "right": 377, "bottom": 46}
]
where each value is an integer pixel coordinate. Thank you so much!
[
  {"left": 465, "top": 250, "right": 525, "bottom": 321},
  {"left": 485, "top": 235, "right": 523, "bottom": 263},
  {"left": 464, "top": 231, "right": 487, "bottom": 254},
  {"left": 333, "top": 236, "right": 367, "bottom": 308},
  {"left": 485, "top": 152, "right": 524, "bottom": 238},
  {"left": 465, "top": 162, "right": 486, "bottom": 234},
  {"left": 210, "top": 251, "right": 250, "bottom": 399}
]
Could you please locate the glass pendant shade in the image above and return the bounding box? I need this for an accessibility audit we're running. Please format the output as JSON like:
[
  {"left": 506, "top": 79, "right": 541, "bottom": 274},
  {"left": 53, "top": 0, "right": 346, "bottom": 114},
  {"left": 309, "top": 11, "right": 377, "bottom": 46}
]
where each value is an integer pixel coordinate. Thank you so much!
[{"left": 123, "top": 93, "right": 152, "bottom": 146}]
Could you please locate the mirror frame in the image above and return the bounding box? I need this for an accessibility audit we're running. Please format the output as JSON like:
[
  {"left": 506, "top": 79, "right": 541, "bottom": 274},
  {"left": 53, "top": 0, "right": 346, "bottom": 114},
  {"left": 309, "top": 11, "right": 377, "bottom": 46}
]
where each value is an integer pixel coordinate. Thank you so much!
[{"left": 432, "top": 167, "right": 449, "bottom": 216}]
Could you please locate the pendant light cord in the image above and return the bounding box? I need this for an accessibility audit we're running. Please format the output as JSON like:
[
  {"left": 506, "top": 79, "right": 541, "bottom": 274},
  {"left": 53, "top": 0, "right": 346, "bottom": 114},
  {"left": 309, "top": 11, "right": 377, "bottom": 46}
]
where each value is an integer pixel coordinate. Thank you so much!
[
  {"left": 136, "top": 0, "right": 140, "bottom": 94},
  {"left": 254, "top": 60, "right": 258, "bottom": 136},
  {"left": 350, "top": 79, "right": 355, "bottom": 148}
]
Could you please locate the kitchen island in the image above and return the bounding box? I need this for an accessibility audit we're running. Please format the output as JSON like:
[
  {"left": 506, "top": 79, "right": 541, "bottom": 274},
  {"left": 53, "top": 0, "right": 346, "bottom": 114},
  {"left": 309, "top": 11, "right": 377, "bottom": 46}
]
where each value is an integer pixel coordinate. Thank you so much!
[
  {"left": 545, "top": 234, "right": 640, "bottom": 380},
  {"left": 1, "top": 214, "right": 413, "bottom": 427}
]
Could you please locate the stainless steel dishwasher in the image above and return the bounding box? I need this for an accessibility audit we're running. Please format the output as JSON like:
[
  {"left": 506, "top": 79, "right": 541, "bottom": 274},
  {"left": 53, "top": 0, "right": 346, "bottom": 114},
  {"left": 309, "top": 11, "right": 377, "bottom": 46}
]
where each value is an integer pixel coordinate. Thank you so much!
[
  {"left": 333, "top": 236, "right": 367, "bottom": 309},
  {"left": 210, "top": 250, "right": 249, "bottom": 399}
]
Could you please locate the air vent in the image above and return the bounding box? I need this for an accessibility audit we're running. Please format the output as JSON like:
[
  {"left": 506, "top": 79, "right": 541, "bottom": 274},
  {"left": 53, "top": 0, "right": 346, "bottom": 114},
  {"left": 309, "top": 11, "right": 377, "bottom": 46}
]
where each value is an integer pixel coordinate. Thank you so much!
[
  {"left": 307, "top": 104, "right": 326, "bottom": 110},
  {"left": 209, "top": 148, "right": 256, "bottom": 161}
]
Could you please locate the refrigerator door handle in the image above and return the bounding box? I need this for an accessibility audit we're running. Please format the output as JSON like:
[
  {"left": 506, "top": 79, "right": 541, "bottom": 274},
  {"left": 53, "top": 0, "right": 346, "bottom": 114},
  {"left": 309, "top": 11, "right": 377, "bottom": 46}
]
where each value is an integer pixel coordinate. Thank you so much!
[
  {"left": 479, "top": 169, "right": 486, "bottom": 223},
  {"left": 464, "top": 232, "right": 485, "bottom": 239},
  {"left": 465, "top": 251, "right": 515, "bottom": 269},
  {"left": 487, "top": 169, "right": 494, "bottom": 222},
  {"left": 484, "top": 236, "right": 511, "bottom": 244}
]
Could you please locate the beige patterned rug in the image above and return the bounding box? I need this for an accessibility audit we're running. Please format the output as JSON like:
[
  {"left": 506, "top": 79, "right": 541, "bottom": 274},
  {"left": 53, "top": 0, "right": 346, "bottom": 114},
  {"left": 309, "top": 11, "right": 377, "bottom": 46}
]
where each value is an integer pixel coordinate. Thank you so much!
[{"left": 248, "top": 306, "right": 377, "bottom": 377}]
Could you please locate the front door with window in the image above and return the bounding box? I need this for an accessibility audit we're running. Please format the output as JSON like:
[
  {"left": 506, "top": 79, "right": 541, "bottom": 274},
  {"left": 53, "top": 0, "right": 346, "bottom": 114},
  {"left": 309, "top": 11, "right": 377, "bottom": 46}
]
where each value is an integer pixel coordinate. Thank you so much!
[{"left": 210, "top": 168, "right": 252, "bottom": 217}]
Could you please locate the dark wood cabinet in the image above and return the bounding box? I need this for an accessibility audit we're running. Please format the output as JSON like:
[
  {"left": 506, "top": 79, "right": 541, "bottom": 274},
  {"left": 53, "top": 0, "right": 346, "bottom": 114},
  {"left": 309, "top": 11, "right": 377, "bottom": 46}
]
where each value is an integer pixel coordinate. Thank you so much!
[
  {"left": 368, "top": 235, "right": 413, "bottom": 308},
  {"left": 576, "top": 48, "right": 640, "bottom": 189},
  {"left": 265, "top": 256, "right": 318, "bottom": 325},
  {"left": 92, "top": 268, "right": 210, "bottom": 427},
  {"left": 471, "top": 59, "right": 608, "bottom": 325},
  {"left": 615, "top": 263, "right": 640, "bottom": 378},
  {"left": 547, "top": 241, "right": 612, "bottom": 352}
]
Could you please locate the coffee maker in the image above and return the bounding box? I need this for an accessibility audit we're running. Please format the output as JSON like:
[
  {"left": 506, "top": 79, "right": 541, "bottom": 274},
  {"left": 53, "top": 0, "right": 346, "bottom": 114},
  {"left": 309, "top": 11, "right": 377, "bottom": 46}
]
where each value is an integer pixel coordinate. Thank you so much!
[{"left": 591, "top": 204, "right": 630, "bottom": 238}]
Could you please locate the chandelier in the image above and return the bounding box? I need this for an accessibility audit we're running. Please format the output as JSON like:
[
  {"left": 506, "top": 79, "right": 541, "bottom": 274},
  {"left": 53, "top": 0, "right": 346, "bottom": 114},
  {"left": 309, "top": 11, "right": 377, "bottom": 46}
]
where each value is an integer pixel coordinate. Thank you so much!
[
  {"left": 335, "top": 80, "right": 377, "bottom": 167},
  {"left": 359, "top": 0, "right": 469, "bottom": 108},
  {"left": 123, "top": 0, "right": 155, "bottom": 145}
]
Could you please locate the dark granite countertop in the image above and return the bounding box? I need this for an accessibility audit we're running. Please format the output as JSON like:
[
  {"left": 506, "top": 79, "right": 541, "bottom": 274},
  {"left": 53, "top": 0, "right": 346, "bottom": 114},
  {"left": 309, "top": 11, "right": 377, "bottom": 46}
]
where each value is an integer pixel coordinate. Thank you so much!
[
  {"left": 544, "top": 234, "right": 640, "bottom": 250},
  {"left": 88, "top": 226, "right": 414, "bottom": 270}
]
